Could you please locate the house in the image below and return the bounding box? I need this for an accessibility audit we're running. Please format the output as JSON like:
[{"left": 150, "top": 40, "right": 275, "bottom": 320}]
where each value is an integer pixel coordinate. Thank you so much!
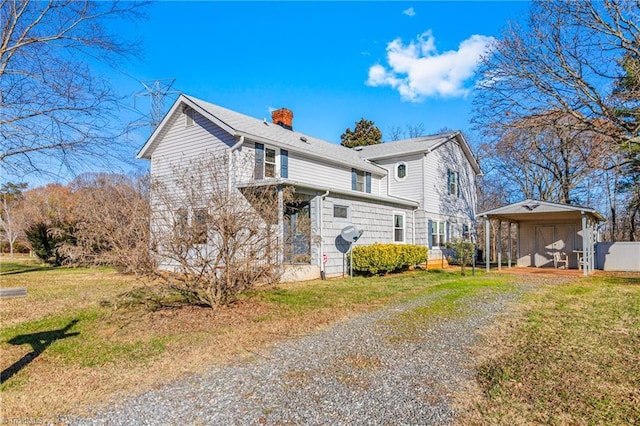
[{"left": 138, "top": 94, "right": 482, "bottom": 279}]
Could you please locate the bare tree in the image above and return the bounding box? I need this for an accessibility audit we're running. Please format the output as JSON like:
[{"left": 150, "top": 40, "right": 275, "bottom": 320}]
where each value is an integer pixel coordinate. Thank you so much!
[
  {"left": 0, "top": 182, "right": 27, "bottom": 256},
  {"left": 0, "top": 0, "right": 147, "bottom": 178},
  {"left": 58, "top": 173, "right": 153, "bottom": 273},
  {"left": 386, "top": 123, "right": 427, "bottom": 141},
  {"left": 473, "top": 0, "right": 640, "bottom": 237},
  {"left": 149, "top": 155, "right": 293, "bottom": 307}
]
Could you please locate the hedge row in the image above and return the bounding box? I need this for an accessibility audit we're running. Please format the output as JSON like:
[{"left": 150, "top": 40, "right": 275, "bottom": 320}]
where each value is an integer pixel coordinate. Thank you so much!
[{"left": 349, "top": 243, "right": 428, "bottom": 275}]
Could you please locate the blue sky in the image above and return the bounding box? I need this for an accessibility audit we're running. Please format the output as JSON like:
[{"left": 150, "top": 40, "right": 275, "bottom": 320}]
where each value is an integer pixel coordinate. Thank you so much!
[{"left": 112, "top": 1, "right": 530, "bottom": 152}]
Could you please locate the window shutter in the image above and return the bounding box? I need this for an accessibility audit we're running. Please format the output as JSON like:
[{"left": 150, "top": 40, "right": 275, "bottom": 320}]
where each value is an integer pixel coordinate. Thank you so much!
[
  {"left": 281, "top": 149, "right": 288, "bottom": 178},
  {"left": 365, "top": 172, "right": 371, "bottom": 193},
  {"left": 457, "top": 172, "right": 461, "bottom": 197},
  {"left": 254, "top": 143, "right": 264, "bottom": 179},
  {"left": 352, "top": 169, "right": 357, "bottom": 191},
  {"left": 427, "top": 219, "right": 433, "bottom": 249},
  {"left": 447, "top": 169, "right": 452, "bottom": 195}
]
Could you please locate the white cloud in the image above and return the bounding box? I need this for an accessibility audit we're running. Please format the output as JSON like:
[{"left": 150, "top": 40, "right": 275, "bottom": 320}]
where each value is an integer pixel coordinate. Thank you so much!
[
  {"left": 366, "top": 31, "right": 495, "bottom": 101},
  {"left": 402, "top": 7, "right": 416, "bottom": 17}
]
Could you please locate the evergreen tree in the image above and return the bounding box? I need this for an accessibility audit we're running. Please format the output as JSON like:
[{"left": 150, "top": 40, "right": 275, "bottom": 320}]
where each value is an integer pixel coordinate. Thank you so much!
[{"left": 340, "top": 118, "right": 383, "bottom": 148}]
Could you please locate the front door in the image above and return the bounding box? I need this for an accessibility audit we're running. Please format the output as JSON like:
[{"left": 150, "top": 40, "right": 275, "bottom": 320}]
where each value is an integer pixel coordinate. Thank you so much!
[{"left": 284, "top": 202, "right": 311, "bottom": 264}]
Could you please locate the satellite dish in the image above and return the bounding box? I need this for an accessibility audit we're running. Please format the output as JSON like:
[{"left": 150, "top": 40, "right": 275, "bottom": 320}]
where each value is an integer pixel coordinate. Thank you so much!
[{"left": 341, "top": 225, "right": 363, "bottom": 243}]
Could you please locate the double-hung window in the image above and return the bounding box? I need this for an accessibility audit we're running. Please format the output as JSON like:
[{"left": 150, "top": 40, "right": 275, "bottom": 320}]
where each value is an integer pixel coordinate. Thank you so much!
[
  {"left": 431, "top": 220, "right": 446, "bottom": 247},
  {"left": 393, "top": 213, "right": 405, "bottom": 243},
  {"left": 255, "top": 144, "right": 288, "bottom": 179},
  {"left": 352, "top": 169, "right": 371, "bottom": 193}
]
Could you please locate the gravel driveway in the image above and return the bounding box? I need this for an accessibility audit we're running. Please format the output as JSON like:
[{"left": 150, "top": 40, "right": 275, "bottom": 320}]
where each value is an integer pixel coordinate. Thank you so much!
[{"left": 74, "top": 285, "right": 526, "bottom": 425}]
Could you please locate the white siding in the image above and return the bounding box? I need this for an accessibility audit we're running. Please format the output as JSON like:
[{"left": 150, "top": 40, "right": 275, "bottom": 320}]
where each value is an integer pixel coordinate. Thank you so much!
[
  {"left": 372, "top": 153, "right": 424, "bottom": 204},
  {"left": 151, "top": 108, "right": 236, "bottom": 178}
]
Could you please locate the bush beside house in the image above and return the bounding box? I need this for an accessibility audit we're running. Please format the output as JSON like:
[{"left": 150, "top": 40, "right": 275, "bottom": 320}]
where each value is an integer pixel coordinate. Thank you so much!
[{"left": 350, "top": 243, "right": 428, "bottom": 275}]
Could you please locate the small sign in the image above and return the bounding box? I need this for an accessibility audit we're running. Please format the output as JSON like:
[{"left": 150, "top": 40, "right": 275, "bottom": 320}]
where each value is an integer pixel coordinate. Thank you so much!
[{"left": 322, "top": 253, "right": 328, "bottom": 264}]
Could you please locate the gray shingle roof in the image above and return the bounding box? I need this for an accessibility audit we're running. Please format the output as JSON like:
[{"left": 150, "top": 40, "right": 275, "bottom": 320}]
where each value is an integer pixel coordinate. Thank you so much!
[
  {"left": 184, "top": 95, "right": 386, "bottom": 175},
  {"left": 354, "top": 132, "right": 458, "bottom": 159}
]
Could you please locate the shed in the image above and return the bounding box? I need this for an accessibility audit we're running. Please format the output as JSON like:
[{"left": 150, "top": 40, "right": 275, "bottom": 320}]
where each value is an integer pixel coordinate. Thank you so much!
[{"left": 478, "top": 199, "right": 605, "bottom": 276}]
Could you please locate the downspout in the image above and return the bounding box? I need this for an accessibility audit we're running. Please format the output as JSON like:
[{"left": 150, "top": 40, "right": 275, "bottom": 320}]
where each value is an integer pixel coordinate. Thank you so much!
[
  {"left": 319, "top": 190, "right": 330, "bottom": 279},
  {"left": 228, "top": 135, "right": 244, "bottom": 188}
]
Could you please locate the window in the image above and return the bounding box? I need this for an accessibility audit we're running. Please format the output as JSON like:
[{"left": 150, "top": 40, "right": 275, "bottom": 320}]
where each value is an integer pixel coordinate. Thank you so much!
[
  {"left": 396, "top": 162, "right": 407, "bottom": 180},
  {"left": 333, "top": 204, "right": 349, "bottom": 219},
  {"left": 431, "top": 220, "right": 446, "bottom": 247},
  {"left": 184, "top": 107, "right": 194, "bottom": 127},
  {"left": 175, "top": 208, "right": 188, "bottom": 234},
  {"left": 352, "top": 169, "right": 371, "bottom": 193},
  {"left": 394, "top": 213, "right": 405, "bottom": 243},
  {"left": 447, "top": 169, "right": 459, "bottom": 196},
  {"left": 254, "top": 143, "right": 283, "bottom": 179},
  {"left": 265, "top": 147, "right": 276, "bottom": 178},
  {"left": 463, "top": 223, "right": 470, "bottom": 239},
  {"left": 193, "top": 208, "right": 209, "bottom": 244}
]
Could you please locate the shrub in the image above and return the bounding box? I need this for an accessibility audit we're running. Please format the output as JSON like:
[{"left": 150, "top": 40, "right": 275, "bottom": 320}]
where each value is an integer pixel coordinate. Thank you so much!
[
  {"left": 445, "top": 239, "right": 476, "bottom": 276},
  {"left": 349, "top": 243, "right": 428, "bottom": 275}
]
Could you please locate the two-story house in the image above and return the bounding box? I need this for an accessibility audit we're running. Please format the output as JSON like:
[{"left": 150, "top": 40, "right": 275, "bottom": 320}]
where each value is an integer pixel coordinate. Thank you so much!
[{"left": 138, "top": 94, "right": 482, "bottom": 279}]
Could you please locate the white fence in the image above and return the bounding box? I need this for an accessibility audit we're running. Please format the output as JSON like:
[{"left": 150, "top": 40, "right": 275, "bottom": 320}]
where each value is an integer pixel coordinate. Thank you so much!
[{"left": 596, "top": 242, "right": 640, "bottom": 272}]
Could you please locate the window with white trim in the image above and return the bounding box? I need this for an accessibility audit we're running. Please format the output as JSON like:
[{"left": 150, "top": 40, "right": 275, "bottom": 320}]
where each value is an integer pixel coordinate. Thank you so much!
[
  {"left": 393, "top": 212, "right": 405, "bottom": 243},
  {"left": 395, "top": 162, "right": 407, "bottom": 180},
  {"left": 264, "top": 147, "right": 276, "bottom": 178},
  {"left": 431, "top": 220, "right": 447, "bottom": 247},
  {"left": 193, "top": 207, "right": 209, "bottom": 244},
  {"left": 333, "top": 204, "right": 349, "bottom": 220}
]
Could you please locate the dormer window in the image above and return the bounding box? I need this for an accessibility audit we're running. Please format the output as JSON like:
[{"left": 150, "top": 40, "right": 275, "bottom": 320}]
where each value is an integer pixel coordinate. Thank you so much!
[{"left": 395, "top": 162, "right": 407, "bottom": 181}]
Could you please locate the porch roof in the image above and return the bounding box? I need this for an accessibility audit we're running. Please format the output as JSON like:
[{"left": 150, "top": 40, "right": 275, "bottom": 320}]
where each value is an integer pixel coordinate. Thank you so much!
[
  {"left": 477, "top": 199, "right": 605, "bottom": 223},
  {"left": 237, "top": 179, "right": 420, "bottom": 208}
]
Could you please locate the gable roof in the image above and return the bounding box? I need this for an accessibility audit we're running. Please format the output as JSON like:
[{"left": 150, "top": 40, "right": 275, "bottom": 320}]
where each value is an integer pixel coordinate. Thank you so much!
[
  {"left": 478, "top": 199, "right": 605, "bottom": 222},
  {"left": 137, "top": 94, "right": 386, "bottom": 175},
  {"left": 355, "top": 132, "right": 482, "bottom": 175}
]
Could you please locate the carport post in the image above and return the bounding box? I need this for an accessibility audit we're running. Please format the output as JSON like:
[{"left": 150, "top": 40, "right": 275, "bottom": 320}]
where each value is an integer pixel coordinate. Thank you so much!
[
  {"left": 507, "top": 222, "right": 512, "bottom": 268},
  {"left": 484, "top": 216, "right": 490, "bottom": 272},
  {"left": 497, "top": 220, "right": 502, "bottom": 271},
  {"left": 581, "top": 211, "right": 588, "bottom": 276}
]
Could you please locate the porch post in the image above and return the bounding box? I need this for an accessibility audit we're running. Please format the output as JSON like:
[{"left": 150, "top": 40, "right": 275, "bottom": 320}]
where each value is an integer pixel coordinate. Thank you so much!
[
  {"left": 484, "top": 216, "right": 490, "bottom": 272},
  {"left": 497, "top": 220, "right": 502, "bottom": 271},
  {"left": 278, "top": 186, "right": 284, "bottom": 266},
  {"left": 581, "top": 211, "right": 588, "bottom": 276},
  {"left": 507, "top": 222, "right": 512, "bottom": 268}
]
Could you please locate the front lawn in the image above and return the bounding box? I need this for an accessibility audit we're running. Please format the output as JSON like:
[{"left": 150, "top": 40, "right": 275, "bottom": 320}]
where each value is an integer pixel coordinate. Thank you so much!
[{"left": 0, "top": 261, "right": 509, "bottom": 420}]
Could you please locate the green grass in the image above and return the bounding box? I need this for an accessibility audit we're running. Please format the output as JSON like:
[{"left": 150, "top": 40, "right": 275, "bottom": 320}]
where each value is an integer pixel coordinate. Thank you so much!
[
  {"left": 471, "top": 273, "right": 640, "bottom": 425},
  {"left": 0, "top": 259, "right": 54, "bottom": 275}
]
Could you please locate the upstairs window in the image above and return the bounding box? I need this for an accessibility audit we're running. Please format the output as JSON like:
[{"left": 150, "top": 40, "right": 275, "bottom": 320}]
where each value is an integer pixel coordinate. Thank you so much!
[
  {"left": 447, "top": 169, "right": 459, "bottom": 197},
  {"left": 352, "top": 169, "right": 371, "bottom": 193},
  {"left": 184, "top": 107, "right": 194, "bottom": 127},
  {"left": 264, "top": 147, "right": 276, "bottom": 178},
  {"left": 395, "top": 162, "right": 407, "bottom": 180},
  {"left": 255, "top": 143, "right": 284, "bottom": 179}
]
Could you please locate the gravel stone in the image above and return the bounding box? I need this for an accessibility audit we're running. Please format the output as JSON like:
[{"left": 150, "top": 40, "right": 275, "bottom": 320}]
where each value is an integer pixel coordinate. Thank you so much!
[{"left": 72, "top": 280, "right": 536, "bottom": 426}]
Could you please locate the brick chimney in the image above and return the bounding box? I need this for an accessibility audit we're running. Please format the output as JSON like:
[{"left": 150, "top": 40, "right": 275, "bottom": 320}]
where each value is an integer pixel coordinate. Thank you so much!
[{"left": 271, "top": 108, "right": 293, "bottom": 130}]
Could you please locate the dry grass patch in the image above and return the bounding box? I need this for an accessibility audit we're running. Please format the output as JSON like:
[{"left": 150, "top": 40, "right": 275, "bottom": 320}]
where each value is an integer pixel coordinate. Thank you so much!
[{"left": 459, "top": 273, "right": 640, "bottom": 425}]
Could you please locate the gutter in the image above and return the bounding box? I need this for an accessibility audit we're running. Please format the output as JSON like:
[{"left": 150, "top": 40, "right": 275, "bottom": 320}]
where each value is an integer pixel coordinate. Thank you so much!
[
  {"left": 318, "top": 190, "right": 330, "bottom": 278},
  {"left": 228, "top": 135, "right": 245, "bottom": 188}
]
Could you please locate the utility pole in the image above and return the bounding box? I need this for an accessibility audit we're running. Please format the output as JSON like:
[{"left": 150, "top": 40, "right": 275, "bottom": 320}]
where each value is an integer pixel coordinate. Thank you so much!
[{"left": 135, "top": 79, "right": 179, "bottom": 132}]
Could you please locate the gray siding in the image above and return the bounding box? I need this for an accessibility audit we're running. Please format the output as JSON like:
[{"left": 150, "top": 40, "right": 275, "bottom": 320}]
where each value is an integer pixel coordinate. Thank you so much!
[{"left": 320, "top": 194, "right": 416, "bottom": 277}]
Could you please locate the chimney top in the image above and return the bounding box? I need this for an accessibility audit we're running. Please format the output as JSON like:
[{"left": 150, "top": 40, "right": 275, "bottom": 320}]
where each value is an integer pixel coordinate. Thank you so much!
[{"left": 271, "top": 108, "right": 293, "bottom": 130}]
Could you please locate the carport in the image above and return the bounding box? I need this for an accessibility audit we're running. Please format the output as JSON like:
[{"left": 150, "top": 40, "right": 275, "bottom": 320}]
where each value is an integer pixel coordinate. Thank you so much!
[{"left": 478, "top": 199, "right": 605, "bottom": 276}]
